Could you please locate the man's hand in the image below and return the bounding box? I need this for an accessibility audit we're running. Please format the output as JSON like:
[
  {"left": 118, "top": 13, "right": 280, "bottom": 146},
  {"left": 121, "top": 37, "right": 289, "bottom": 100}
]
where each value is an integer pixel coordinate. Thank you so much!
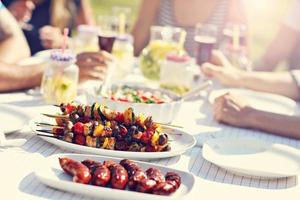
[
  {"left": 8, "top": 0, "right": 35, "bottom": 23},
  {"left": 213, "top": 93, "right": 255, "bottom": 128},
  {"left": 76, "top": 51, "right": 112, "bottom": 82},
  {"left": 39, "top": 25, "right": 64, "bottom": 49}
]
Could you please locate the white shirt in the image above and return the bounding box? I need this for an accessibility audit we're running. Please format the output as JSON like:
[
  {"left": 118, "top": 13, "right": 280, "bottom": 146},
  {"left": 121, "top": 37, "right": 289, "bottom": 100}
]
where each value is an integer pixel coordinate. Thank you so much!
[{"left": 284, "top": 0, "right": 300, "bottom": 31}]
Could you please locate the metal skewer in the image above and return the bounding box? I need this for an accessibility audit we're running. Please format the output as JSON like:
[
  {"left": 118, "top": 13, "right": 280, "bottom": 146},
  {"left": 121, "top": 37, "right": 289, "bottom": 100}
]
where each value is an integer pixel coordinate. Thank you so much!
[
  {"left": 156, "top": 123, "right": 183, "bottom": 129},
  {"left": 37, "top": 133, "right": 62, "bottom": 139},
  {"left": 42, "top": 113, "right": 68, "bottom": 119},
  {"left": 36, "top": 122, "right": 64, "bottom": 128}
]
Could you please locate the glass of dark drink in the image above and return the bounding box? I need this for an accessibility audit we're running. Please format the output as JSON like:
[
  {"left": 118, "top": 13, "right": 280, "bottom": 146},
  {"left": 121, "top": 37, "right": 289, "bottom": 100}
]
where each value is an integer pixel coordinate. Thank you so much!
[
  {"left": 194, "top": 24, "right": 218, "bottom": 66},
  {"left": 97, "top": 15, "right": 117, "bottom": 53},
  {"left": 98, "top": 32, "right": 116, "bottom": 53}
]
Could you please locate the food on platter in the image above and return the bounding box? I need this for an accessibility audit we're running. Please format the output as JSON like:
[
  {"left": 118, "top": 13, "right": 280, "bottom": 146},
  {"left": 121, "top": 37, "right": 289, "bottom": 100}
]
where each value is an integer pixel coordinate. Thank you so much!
[
  {"left": 59, "top": 157, "right": 181, "bottom": 195},
  {"left": 37, "top": 102, "right": 171, "bottom": 152},
  {"left": 106, "top": 85, "right": 173, "bottom": 104}
]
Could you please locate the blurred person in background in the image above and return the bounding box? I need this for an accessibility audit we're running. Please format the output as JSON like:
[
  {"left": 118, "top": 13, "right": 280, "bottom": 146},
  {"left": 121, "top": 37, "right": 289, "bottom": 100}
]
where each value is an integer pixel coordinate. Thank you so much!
[
  {"left": 255, "top": 0, "right": 300, "bottom": 71},
  {"left": 201, "top": 50, "right": 300, "bottom": 139},
  {"left": 2, "top": 0, "right": 94, "bottom": 55},
  {"left": 0, "top": 1, "right": 107, "bottom": 92},
  {"left": 0, "top": 0, "right": 39, "bottom": 91},
  {"left": 132, "top": 0, "right": 247, "bottom": 56}
]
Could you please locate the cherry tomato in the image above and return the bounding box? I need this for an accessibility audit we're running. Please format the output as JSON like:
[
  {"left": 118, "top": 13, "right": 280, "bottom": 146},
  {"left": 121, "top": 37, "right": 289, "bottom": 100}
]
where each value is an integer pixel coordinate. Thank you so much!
[
  {"left": 119, "top": 97, "right": 129, "bottom": 102},
  {"left": 115, "top": 112, "right": 124, "bottom": 123},
  {"left": 140, "top": 132, "right": 150, "bottom": 144},
  {"left": 73, "top": 122, "right": 84, "bottom": 135},
  {"left": 156, "top": 100, "right": 165, "bottom": 104},
  {"left": 74, "top": 134, "right": 86, "bottom": 145},
  {"left": 119, "top": 125, "right": 128, "bottom": 136},
  {"left": 65, "top": 103, "right": 76, "bottom": 114},
  {"left": 141, "top": 95, "right": 148, "bottom": 101}
]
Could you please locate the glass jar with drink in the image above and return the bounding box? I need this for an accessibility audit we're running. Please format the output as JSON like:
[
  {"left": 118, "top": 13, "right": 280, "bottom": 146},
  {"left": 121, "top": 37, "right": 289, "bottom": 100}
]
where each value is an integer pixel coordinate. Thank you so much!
[
  {"left": 72, "top": 25, "right": 99, "bottom": 54},
  {"left": 194, "top": 23, "right": 218, "bottom": 66},
  {"left": 160, "top": 53, "right": 197, "bottom": 95},
  {"left": 111, "top": 34, "right": 134, "bottom": 80},
  {"left": 41, "top": 50, "right": 79, "bottom": 104},
  {"left": 140, "top": 26, "right": 186, "bottom": 80}
]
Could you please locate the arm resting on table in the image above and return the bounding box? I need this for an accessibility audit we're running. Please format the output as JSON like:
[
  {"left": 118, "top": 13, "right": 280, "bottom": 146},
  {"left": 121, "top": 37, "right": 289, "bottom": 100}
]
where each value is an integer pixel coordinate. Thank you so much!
[
  {"left": 0, "top": 62, "right": 44, "bottom": 92},
  {"left": 240, "top": 71, "right": 300, "bottom": 100},
  {"left": 248, "top": 108, "right": 300, "bottom": 139}
]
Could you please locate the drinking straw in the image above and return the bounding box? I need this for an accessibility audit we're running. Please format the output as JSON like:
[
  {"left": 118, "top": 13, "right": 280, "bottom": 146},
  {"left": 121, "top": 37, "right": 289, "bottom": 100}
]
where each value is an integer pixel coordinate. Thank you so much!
[
  {"left": 62, "top": 28, "right": 69, "bottom": 53},
  {"left": 232, "top": 25, "right": 240, "bottom": 50},
  {"left": 178, "top": 30, "right": 187, "bottom": 54},
  {"left": 118, "top": 12, "right": 126, "bottom": 35}
]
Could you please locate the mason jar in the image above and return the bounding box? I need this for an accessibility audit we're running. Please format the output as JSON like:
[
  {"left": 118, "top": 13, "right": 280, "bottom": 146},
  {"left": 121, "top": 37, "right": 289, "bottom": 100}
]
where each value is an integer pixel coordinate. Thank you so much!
[
  {"left": 160, "top": 54, "right": 196, "bottom": 95},
  {"left": 41, "top": 50, "right": 79, "bottom": 104},
  {"left": 140, "top": 26, "right": 186, "bottom": 80}
]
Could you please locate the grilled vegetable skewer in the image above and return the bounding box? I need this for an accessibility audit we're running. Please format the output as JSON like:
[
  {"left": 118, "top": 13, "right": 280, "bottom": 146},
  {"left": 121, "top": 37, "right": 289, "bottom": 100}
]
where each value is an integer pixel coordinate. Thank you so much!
[{"left": 38, "top": 102, "right": 172, "bottom": 152}]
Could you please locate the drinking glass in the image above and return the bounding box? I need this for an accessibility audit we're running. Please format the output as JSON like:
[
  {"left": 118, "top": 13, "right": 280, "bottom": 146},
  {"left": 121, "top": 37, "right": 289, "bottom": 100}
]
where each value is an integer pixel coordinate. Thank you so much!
[
  {"left": 111, "top": 6, "right": 131, "bottom": 33},
  {"left": 194, "top": 23, "right": 218, "bottom": 66},
  {"left": 220, "top": 23, "right": 251, "bottom": 71},
  {"left": 97, "top": 15, "right": 117, "bottom": 53}
]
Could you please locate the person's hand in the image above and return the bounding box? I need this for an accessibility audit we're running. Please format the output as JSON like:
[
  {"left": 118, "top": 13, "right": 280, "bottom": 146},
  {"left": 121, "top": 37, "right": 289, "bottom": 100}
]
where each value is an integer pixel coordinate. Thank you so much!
[
  {"left": 201, "top": 50, "right": 244, "bottom": 87},
  {"left": 76, "top": 51, "right": 112, "bottom": 82},
  {"left": 213, "top": 93, "right": 255, "bottom": 128},
  {"left": 39, "top": 25, "right": 64, "bottom": 49},
  {"left": 8, "top": 0, "right": 35, "bottom": 23}
]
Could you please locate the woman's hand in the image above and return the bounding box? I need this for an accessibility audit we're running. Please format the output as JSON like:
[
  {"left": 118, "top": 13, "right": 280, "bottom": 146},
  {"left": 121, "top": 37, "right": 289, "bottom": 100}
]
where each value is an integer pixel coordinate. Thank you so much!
[
  {"left": 39, "top": 25, "right": 64, "bottom": 49},
  {"left": 8, "top": 0, "right": 35, "bottom": 23},
  {"left": 213, "top": 93, "right": 255, "bottom": 128},
  {"left": 201, "top": 50, "right": 245, "bottom": 87},
  {"left": 76, "top": 51, "right": 112, "bottom": 82}
]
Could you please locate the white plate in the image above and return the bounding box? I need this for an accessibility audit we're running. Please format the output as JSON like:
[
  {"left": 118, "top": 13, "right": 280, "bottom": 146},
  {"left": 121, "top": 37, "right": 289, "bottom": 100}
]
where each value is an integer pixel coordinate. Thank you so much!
[
  {"left": 35, "top": 153, "right": 195, "bottom": 200},
  {"left": 209, "top": 88, "right": 299, "bottom": 116},
  {"left": 0, "top": 104, "right": 31, "bottom": 134},
  {"left": 30, "top": 117, "right": 196, "bottom": 160},
  {"left": 203, "top": 137, "right": 300, "bottom": 178}
]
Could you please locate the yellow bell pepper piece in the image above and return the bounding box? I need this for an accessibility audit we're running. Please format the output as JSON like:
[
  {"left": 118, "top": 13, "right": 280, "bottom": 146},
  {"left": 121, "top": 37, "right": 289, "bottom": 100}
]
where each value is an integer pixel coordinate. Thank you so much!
[
  {"left": 101, "top": 137, "right": 109, "bottom": 149},
  {"left": 151, "top": 131, "right": 160, "bottom": 146},
  {"left": 93, "top": 124, "right": 104, "bottom": 137}
]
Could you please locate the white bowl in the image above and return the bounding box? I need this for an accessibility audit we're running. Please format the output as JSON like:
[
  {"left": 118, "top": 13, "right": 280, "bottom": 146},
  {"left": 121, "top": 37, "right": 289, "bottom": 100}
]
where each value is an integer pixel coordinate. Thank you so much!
[{"left": 85, "top": 86, "right": 182, "bottom": 123}]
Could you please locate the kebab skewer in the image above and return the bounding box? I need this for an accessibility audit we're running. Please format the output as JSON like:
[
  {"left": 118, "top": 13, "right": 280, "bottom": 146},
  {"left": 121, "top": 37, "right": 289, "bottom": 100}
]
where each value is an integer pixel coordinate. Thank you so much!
[{"left": 37, "top": 102, "right": 171, "bottom": 152}]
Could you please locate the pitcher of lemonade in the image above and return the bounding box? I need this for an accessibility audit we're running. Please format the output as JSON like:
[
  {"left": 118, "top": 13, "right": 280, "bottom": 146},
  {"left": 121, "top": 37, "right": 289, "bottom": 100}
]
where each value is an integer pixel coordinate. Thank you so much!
[
  {"left": 140, "top": 26, "right": 186, "bottom": 80},
  {"left": 41, "top": 50, "right": 79, "bottom": 104}
]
